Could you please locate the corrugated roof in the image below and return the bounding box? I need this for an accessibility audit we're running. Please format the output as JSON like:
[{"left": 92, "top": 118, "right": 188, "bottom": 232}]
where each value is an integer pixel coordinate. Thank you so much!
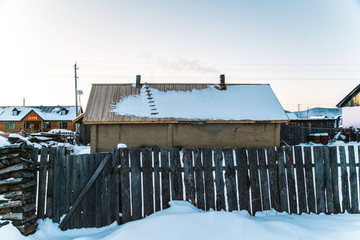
[
  {"left": 83, "top": 83, "right": 288, "bottom": 123},
  {"left": 0, "top": 106, "right": 81, "bottom": 121}
]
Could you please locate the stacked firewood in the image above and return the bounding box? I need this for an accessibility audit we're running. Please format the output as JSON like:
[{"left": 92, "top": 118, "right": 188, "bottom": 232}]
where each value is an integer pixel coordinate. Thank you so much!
[{"left": 0, "top": 144, "right": 37, "bottom": 236}]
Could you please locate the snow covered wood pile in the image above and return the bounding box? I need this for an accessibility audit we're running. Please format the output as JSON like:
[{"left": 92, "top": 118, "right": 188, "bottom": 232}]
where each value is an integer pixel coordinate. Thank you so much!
[{"left": 0, "top": 144, "right": 37, "bottom": 236}]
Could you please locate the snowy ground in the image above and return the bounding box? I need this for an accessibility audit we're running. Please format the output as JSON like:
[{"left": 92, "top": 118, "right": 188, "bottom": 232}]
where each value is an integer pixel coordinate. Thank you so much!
[{"left": 2, "top": 201, "right": 360, "bottom": 240}]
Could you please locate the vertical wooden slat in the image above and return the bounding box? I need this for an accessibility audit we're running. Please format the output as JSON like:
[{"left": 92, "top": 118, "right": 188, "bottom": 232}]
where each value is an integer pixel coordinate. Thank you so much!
[
  {"left": 89, "top": 154, "right": 97, "bottom": 227},
  {"left": 46, "top": 147, "right": 56, "bottom": 219},
  {"left": 203, "top": 148, "right": 215, "bottom": 211},
  {"left": 59, "top": 147, "right": 66, "bottom": 219},
  {"left": 339, "top": 146, "right": 350, "bottom": 213},
  {"left": 37, "top": 147, "right": 48, "bottom": 219},
  {"left": 348, "top": 146, "right": 359, "bottom": 213},
  {"left": 130, "top": 148, "right": 142, "bottom": 220},
  {"left": 105, "top": 153, "right": 112, "bottom": 225},
  {"left": 113, "top": 149, "right": 120, "bottom": 224},
  {"left": 223, "top": 148, "right": 238, "bottom": 211},
  {"left": 236, "top": 148, "right": 250, "bottom": 213},
  {"left": 142, "top": 148, "right": 154, "bottom": 217},
  {"left": 64, "top": 154, "right": 72, "bottom": 220},
  {"left": 323, "top": 146, "right": 334, "bottom": 213},
  {"left": 285, "top": 146, "right": 297, "bottom": 214},
  {"left": 214, "top": 148, "right": 225, "bottom": 211},
  {"left": 277, "top": 147, "right": 289, "bottom": 213},
  {"left": 183, "top": 149, "right": 195, "bottom": 204},
  {"left": 119, "top": 148, "right": 131, "bottom": 223},
  {"left": 329, "top": 146, "right": 340, "bottom": 213},
  {"left": 95, "top": 154, "right": 102, "bottom": 227},
  {"left": 194, "top": 148, "right": 205, "bottom": 210},
  {"left": 160, "top": 149, "right": 170, "bottom": 209},
  {"left": 304, "top": 146, "right": 315, "bottom": 213},
  {"left": 267, "top": 147, "right": 280, "bottom": 212},
  {"left": 294, "top": 146, "right": 306, "bottom": 214},
  {"left": 248, "top": 148, "right": 261, "bottom": 214},
  {"left": 52, "top": 148, "right": 61, "bottom": 223},
  {"left": 313, "top": 146, "right": 326, "bottom": 214},
  {"left": 170, "top": 148, "right": 183, "bottom": 200},
  {"left": 153, "top": 148, "right": 161, "bottom": 212},
  {"left": 257, "top": 148, "right": 270, "bottom": 211},
  {"left": 70, "top": 155, "right": 78, "bottom": 228}
]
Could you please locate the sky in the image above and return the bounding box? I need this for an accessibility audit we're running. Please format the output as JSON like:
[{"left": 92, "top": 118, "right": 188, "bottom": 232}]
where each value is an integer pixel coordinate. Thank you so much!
[{"left": 1, "top": 0, "right": 360, "bottom": 111}]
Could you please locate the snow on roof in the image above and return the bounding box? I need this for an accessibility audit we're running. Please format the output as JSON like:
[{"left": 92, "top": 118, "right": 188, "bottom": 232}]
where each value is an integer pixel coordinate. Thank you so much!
[
  {"left": 286, "top": 112, "right": 298, "bottom": 120},
  {"left": 111, "top": 84, "right": 288, "bottom": 121},
  {"left": 0, "top": 106, "right": 80, "bottom": 121}
]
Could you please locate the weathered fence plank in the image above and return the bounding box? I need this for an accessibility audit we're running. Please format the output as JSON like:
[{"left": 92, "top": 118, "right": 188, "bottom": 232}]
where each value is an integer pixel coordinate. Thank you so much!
[
  {"left": 235, "top": 148, "right": 250, "bottom": 213},
  {"left": 203, "top": 148, "right": 215, "bottom": 211},
  {"left": 267, "top": 147, "right": 280, "bottom": 212},
  {"left": 37, "top": 147, "right": 48, "bottom": 219},
  {"left": 323, "top": 147, "right": 334, "bottom": 214},
  {"left": 119, "top": 148, "right": 131, "bottom": 223},
  {"left": 285, "top": 146, "right": 297, "bottom": 214},
  {"left": 294, "top": 146, "right": 306, "bottom": 214},
  {"left": 46, "top": 147, "right": 56, "bottom": 219},
  {"left": 304, "top": 146, "right": 315, "bottom": 213},
  {"left": 314, "top": 146, "right": 326, "bottom": 214},
  {"left": 348, "top": 146, "right": 359, "bottom": 213},
  {"left": 329, "top": 146, "right": 340, "bottom": 213},
  {"left": 183, "top": 149, "right": 195, "bottom": 204},
  {"left": 224, "top": 148, "right": 238, "bottom": 212},
  {"left": 214, "top": 148, "right": 225, "bottom": 211},
  {"left": 130, "top": 148, "right": 142, "bottom": 220},
  {"left": 153, "top": 148, "right": 161, "bottom": 212},
  {"left": 142, "top": 148, "right": 154, "bottom": 217},
  {"left": 170, "top": 148, "right": 183, "bottom": 200},
  {"left": 194, "top": 148, "right": 205, "bottom": 210},
  {"left": 160, "top": 149, "right": 170, "bottom": 209},
  {"left": 339, "top": 146, "right": 350, "bottom": 213},
  {"left": 277, "top": 147, "right": 289, "bottom": 213},
  {"left": 248, "top": 148, "right": 261, "bottom": 214},
  {"left": 257, "top": 148, "right": 270, "bottom": 211}
]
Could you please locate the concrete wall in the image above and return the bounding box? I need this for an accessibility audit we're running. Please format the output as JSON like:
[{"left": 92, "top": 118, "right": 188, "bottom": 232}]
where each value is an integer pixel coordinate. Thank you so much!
[{"left": 91, "top": 123, "right": 281, "bottom": 153}]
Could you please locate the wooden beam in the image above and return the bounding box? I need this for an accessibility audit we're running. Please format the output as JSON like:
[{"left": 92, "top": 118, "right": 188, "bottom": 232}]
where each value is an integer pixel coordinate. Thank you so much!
[{"left": 58, "top": 154, "right": 111, "bottom": 230}]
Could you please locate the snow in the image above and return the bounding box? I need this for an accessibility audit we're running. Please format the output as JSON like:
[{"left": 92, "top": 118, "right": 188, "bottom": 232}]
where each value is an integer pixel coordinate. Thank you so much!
[
  {"left": 342, "top": 106, "right": 360, "bottom": 128},
  {"left": 0, "top": 136, "right": 10, "bottom": 147},
  {"left": 117, "top": 143, "right": 127, "bottom": 148},
  {"left": 111, "top": 85, "right": 288, "bottom": 121},
  {"left": 1, "top": 201, "right": 360, "bottom": 240},
  {"left": 48, "top": 129, "right": 73, "bottom": 134},
  {"left": 286, "top": 112, "right": 298, "bottom": 120}
]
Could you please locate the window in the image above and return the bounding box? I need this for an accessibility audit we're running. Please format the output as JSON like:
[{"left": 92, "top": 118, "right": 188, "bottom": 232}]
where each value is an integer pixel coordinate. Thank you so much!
[
  {"left": 24, "top": 122, "right": 31, "bottom": 129},
  {"left": 12, "top": 108, "right": 20, "bottom": 116},
  {"left": 6, "top": 122, "right": 15, "bottom": 129},
  {"left": 43, "top": 122, "right": 51, "bottom": 129},
  {"left": 59, "top": 122, "right": 67, "bottom": 129},
  {"left": 60, "top": 108, "right": 68, "bottom": 115}
]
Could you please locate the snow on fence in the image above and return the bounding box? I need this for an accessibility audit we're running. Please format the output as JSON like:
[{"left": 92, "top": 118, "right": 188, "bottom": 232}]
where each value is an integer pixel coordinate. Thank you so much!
[{"left": 33, "top": 144, "right": 360, "bottom": 231}]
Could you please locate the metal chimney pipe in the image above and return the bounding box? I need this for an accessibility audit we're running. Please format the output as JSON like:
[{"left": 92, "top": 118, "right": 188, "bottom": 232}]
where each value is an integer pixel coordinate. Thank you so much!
[
  {"left": 220, "top": 74, "right": 226, "bottom": 90},
  {"left": 23, "top": 98, "right": 25, "bottom": 106},
  {"left": 136, "top": 75, "right": 141, "bottom": 88}
]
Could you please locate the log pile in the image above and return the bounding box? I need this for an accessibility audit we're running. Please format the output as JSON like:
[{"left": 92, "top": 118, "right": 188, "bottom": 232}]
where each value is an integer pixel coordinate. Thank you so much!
[{"left": 0, "top": 144, "right": 37, "bottom": 236}]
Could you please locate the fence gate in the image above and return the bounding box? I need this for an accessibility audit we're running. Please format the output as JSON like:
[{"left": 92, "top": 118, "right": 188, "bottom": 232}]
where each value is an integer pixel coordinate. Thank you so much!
[{"left": 35, "top": 147, "right": 119, "bottom": 230}]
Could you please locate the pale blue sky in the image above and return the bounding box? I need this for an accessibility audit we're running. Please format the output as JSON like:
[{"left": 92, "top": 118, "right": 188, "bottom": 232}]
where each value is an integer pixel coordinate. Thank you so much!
[{"left": 1, "top": 0, "right": 360, "bottom": 111}]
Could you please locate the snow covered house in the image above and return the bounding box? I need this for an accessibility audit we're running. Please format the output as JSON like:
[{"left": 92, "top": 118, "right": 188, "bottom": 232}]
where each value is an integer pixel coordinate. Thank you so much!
[
  {"left": 0, "top": 106, "right": 80, "bottom": 133},
  {"left": 337, "top": 84, "right": 360, "bottom": 128},
  {"left": 83, "top": 79, "right": 289, "bottom": 153}
]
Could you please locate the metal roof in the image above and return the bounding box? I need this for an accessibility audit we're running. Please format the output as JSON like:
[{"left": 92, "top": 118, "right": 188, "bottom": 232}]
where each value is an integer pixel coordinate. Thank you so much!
[{"left": 83, "top": 83, "right": 288, "bottom": 124}]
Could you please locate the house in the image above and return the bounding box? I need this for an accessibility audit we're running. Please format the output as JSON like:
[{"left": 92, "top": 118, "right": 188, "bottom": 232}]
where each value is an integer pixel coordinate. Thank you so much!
[
  {"left": 0, "top": 106, "right": 81, "bottom": 133},
  {"left": 337, "top": 84, "right": 360, "bottom": 128},
  {"left": 83, "top": 76, "right": 289, "bottom": 153}
]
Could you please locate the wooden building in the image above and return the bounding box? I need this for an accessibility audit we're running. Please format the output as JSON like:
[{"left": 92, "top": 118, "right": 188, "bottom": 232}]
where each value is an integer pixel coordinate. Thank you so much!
[
  {"left": 0, "top": 106, "right": 80, "bottom": 133},
  {"left": 337, "top": 84, "right": 360, "bottom": 128},
  {"left": 83, "top": 77, "right": 289, "bottom": 153}
]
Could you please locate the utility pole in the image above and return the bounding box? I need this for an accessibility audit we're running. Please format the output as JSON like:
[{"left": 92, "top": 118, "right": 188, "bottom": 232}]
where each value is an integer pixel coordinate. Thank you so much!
[
  {"left": 298, "top": 104, "right": 301, "bottom": 119},
  {"left": 74, "top": 62, "right": 79, "bottom": 117}
]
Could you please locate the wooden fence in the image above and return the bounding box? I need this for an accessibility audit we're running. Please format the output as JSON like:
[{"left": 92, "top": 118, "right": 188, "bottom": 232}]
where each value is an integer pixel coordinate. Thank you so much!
[
  {"left": 33, "top": 147, "right": 118, "bottom": 230},
  {"left": 33, "top": 145, "right": 360, "bottom": 229}
]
